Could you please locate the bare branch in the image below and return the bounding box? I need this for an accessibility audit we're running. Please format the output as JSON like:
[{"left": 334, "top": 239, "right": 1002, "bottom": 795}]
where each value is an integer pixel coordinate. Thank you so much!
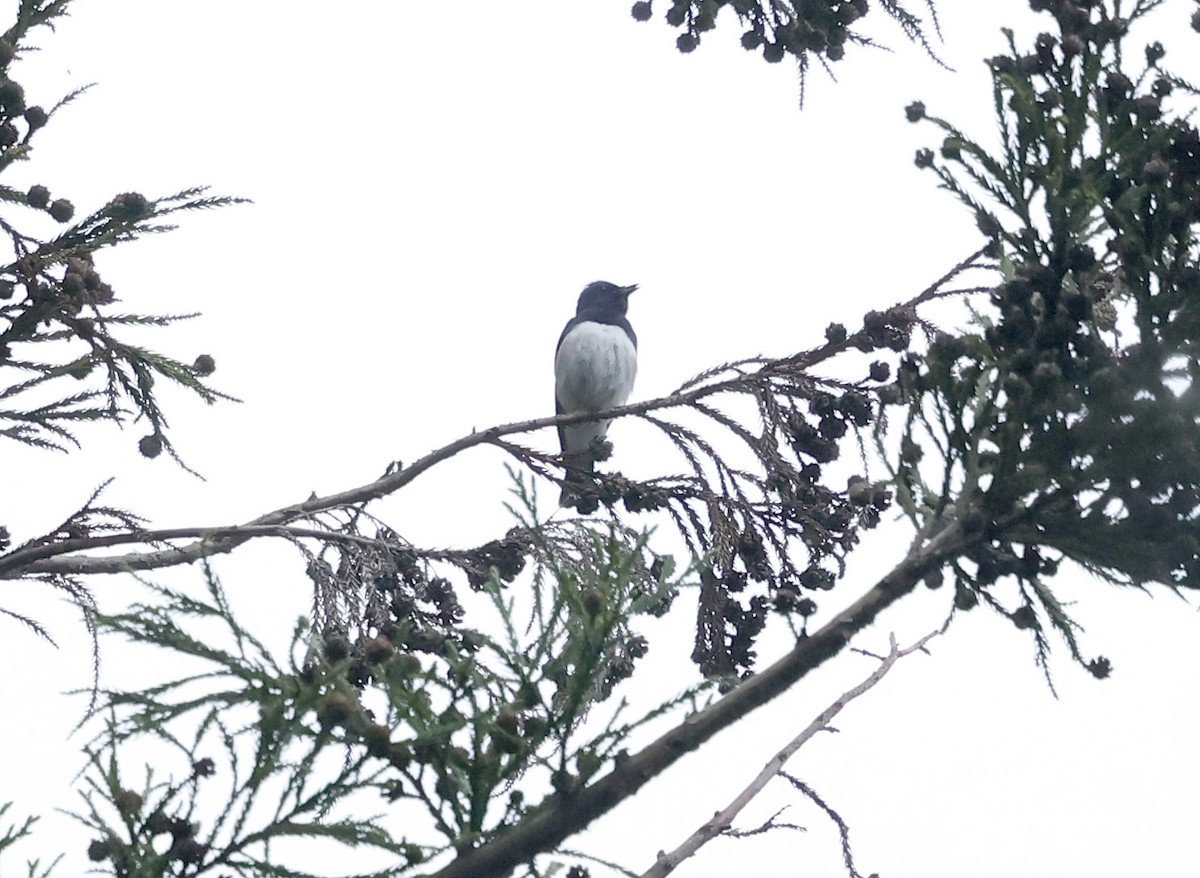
[{"left": 641, "top": 630, "right": 939, "bottom": 878}]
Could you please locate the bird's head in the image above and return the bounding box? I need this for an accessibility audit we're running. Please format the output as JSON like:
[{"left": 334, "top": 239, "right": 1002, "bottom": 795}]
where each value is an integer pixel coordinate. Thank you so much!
[{"left": 577, "top": 281, "right": 638, "bottom": 316}]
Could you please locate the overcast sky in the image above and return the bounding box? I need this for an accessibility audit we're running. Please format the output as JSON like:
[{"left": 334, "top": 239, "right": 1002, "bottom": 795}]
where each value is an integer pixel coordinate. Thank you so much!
[{"left": 5, "top": 2, "right": 1200, "bottom": 876}]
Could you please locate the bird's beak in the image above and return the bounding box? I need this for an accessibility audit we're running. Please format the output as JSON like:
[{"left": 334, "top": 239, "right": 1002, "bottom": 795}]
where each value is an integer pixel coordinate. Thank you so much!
[{"left": 621, "top": 284, "right": 639, "bottom": 296}]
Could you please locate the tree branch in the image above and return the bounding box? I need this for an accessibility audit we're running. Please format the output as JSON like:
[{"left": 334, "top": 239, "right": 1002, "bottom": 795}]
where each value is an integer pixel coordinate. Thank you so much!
[
  {"left": 421, "top": 523, "right": 962, "bottom": 878},
  {"left": 641, "top": 629, "right": 938, "bottom": 878},
  {"left": 0, "top": 249, "right": 990, "bottom": 581}
]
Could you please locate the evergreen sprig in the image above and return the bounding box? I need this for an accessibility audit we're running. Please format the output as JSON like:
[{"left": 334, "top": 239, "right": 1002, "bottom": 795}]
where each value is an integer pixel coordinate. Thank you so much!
[
  {"left": 901, "top": 0, "right": 1200, "bottom": 682},
  {"left": 628, "top": 0, "right": 945, "bottom": 99},
  {"left": 0, "top": 0, "right": 242, "bottom": 646},
  {"left": 0, "top": 10, "right": 244, "bottom": 460},
  {"left": 71, "top": 486, "right": 708, "bottom": 876}
]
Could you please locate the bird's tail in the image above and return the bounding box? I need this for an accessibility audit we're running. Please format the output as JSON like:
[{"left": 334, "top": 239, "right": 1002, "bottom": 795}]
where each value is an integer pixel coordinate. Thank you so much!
[{"left": 558, "top": 452, "right": 594, "bottom": 507}]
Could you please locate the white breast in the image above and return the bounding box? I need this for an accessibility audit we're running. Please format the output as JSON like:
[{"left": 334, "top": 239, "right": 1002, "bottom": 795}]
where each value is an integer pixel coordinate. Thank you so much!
[{"left": 555, "top": 321, "right": 637, "bottom": 414}]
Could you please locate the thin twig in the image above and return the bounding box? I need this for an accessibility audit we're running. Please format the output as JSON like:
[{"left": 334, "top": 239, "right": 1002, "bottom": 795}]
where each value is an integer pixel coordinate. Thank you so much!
[
  {"left": 641, "top": 630, "right": 938, "bottom": 878},
  {"left": 782, "top": 775, "right": 866, "bottom": 878}
]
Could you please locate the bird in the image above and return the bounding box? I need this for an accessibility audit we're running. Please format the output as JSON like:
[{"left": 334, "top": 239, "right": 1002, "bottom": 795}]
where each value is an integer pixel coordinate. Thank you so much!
[{"left": 554, "top": 281, "right": 638, "bottom": 505}]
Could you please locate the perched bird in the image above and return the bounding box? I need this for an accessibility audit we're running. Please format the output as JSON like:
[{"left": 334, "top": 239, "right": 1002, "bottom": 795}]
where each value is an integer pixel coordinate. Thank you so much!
[{"left": 554, "top": 281, "right": 638, "bottom": 505}]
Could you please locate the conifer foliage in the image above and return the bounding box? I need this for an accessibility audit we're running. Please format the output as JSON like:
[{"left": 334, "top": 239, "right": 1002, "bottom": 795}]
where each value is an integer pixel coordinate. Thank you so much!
[{"left": 0, "top": 0, "right": 241, "bottom": 642}]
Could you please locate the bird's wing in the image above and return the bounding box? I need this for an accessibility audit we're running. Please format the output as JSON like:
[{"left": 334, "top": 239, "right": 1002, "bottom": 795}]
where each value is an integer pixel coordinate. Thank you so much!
[
  {"left": 555, "top": 315, "right": 582, "bottom": 356},
  {"left": 555, "top": 390, "right": 567, "bottom": 453},
  {"left": 555, "top": 317, "right": 581, "bottom": 454},
  {"left": 616, "top": 316, "right": 637, "bottom": 350}
]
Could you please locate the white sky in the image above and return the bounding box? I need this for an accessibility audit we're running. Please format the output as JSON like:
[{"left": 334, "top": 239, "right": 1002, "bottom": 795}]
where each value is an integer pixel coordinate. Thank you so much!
[{"left": 4, "top": 1, "right": 1200, "bottom": 876}]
